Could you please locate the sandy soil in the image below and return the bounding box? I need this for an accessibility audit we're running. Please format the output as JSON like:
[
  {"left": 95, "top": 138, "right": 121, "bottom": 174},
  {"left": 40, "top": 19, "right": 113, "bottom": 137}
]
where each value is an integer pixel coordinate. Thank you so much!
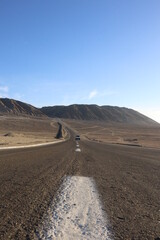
[
  {"left": 0, "top": 116, "right": 59, "bottom": 147},
  {"left": 65, "top": 119, "right": 160, "bottom": 149}
]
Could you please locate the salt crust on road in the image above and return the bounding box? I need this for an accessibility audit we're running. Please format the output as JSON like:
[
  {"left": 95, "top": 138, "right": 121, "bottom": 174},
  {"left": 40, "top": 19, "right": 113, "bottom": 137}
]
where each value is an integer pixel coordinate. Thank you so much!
[
  {"left": 36, "top": 176, "right": 112, "bottom": 240},
  {"left": 0, "top": 139, "right": 64, "bottom": 150},
  {"left": 75, "top": 148, "right": 81, "bottom": 152}
]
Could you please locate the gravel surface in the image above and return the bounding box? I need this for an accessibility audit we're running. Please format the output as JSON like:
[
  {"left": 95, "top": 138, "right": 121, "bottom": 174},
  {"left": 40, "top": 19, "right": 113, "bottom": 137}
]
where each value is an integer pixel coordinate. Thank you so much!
[{"left": 0, "top": 127, "right": 160, "bottom": 239}]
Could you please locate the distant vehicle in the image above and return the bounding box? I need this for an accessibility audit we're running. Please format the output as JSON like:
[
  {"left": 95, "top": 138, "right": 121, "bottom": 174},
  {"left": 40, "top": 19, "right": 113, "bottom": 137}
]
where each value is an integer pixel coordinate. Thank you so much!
[{"left": 75, "top": 135, "right": 80, "bottom": 140}]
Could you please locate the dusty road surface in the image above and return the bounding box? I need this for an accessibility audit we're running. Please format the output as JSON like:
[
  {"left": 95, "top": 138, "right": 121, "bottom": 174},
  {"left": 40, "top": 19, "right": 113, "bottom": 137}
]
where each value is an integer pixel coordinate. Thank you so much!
[{"left": 0, "top": 127, "right": 160, "bottom": 239}]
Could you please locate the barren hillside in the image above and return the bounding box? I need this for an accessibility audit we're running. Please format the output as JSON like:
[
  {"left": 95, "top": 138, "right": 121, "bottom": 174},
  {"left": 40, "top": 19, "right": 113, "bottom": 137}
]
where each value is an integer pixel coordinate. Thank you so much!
[
  {"left": 41, "top": 104, "right": 158, "bottom": 125},
  {"left": 0, "top": 98, "right": 45, "bottom": 117}
]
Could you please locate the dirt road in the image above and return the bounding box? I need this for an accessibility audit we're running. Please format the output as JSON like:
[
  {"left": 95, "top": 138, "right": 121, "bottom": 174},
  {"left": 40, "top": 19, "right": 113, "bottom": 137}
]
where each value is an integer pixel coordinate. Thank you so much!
[{"left": 0, "top": 129, "right": 160, "bottom": 239}]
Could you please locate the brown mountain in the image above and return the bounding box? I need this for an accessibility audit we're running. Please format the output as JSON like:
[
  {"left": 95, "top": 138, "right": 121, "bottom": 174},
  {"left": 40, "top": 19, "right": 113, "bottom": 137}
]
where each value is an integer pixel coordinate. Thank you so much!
[
  {"left": 0, "top": 99, "right": 158, "bottom": 125},
  {"left": 41, "top": 104, "right": 158, "bottom": 125},
  {"left": 0, "top": 98, "right": 45, "bottom": 117}
]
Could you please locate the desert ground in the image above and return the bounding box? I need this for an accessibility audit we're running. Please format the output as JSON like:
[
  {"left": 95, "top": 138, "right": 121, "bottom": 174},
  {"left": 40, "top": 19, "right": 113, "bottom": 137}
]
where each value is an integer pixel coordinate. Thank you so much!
[
  {"left": 65, "top": 119, "right": 160, "bottom": 149},
  {"left": 0, "top": 116, "right": 60, "bottom": 147},
  {"left": 0, "top": 117, "right": 160, "bottom": 239}
]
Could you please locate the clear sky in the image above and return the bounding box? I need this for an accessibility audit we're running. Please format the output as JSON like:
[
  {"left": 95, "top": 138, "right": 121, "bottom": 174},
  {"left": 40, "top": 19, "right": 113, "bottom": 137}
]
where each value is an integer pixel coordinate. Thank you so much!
[{"left": 0, "top": 0, "right": 160, "bottom": 122}]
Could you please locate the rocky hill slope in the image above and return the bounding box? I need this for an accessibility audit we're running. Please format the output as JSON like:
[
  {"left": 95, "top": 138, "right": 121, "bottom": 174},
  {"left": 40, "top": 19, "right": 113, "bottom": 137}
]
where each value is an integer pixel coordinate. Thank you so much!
[
  {"left": 0, "top": 98, "right": 158, "bottom": 125},
  {"left": 41, "top": 104, "right": 158, "bottom": 125},
  {"left": 0, "top": 98, "right": 45, "bottom": 117}
]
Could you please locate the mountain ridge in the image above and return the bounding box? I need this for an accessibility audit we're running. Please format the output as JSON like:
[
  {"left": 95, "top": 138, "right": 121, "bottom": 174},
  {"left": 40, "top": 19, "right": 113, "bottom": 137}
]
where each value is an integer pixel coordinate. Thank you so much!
[
  {"left": 41, "top": 104, "right": 158, "bottom": 125},
  {"left": 0, "top": 98, "right": 158, "bottom": 125},
  {"left": 0, "top": 98, "right": 45, "bottom": 117}
]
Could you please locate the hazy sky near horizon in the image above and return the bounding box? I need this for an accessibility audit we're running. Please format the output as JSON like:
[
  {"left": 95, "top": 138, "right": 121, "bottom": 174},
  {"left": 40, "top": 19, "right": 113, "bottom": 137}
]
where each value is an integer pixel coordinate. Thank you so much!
[{"left": 0, "top": 0, "right": 160, "bottom": 122}]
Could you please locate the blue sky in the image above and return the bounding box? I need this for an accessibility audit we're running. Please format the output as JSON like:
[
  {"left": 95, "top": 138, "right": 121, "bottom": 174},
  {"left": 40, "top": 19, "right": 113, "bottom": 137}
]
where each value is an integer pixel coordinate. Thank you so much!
[{"left": 0, "top": 0, "right": 160, "bottom": 122}]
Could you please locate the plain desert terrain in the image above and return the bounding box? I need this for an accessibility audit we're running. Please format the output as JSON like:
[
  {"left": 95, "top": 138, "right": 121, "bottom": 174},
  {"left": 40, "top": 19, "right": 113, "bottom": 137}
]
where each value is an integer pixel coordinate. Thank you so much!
[{"left": 0, "top": 116, "right": 60, "bottom": 147}]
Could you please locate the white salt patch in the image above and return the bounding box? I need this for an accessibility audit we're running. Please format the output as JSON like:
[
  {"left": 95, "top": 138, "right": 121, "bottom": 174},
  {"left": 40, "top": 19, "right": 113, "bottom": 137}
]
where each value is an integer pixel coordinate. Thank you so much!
[
  {"left": 75, "top": 148, "right": 81, "bottom": 152},
  {"left": 0, "top": 140, "right": 65, "bottom": 150},
  {"left": 36, "top": 176, "right": 112, "bottom": 239}
]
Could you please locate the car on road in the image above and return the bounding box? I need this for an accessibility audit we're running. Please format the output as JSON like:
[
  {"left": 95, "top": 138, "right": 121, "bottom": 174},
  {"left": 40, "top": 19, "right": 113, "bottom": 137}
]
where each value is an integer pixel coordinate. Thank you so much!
[{"left": 75, "top": 135, "right": 80, "bottom": 140}]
